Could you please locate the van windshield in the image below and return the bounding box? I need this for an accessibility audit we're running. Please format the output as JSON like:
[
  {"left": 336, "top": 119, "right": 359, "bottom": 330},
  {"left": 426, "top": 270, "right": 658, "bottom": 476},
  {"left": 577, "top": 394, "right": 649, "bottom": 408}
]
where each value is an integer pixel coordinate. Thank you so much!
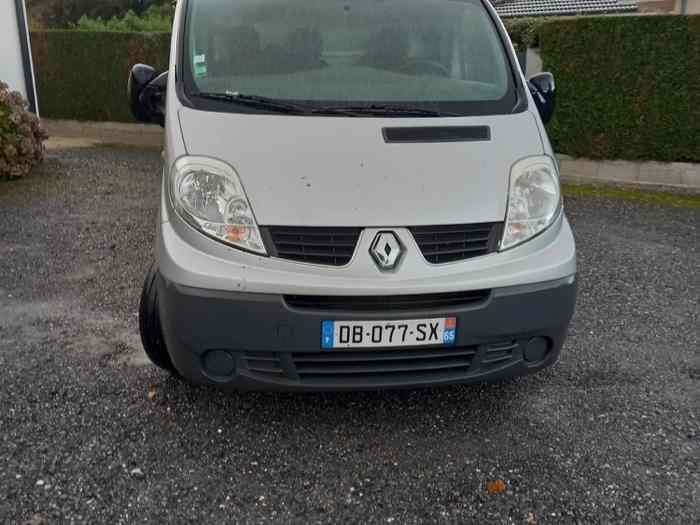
[{"left": 183, "top": 0, "right": 517, "bottom": 116}]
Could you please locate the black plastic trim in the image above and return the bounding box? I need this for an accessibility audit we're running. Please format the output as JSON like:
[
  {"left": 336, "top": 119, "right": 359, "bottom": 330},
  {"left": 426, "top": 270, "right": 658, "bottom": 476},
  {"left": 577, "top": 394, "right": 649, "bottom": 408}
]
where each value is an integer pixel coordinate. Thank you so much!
[
  {"left": 410, "top": 222, "right": 503, "bottom": 264},
  {"left": 284, "top": 289, "right": 491, "bottom": 312},
  {"left": 156, "top": 274, "right": 577, "bottom": 390},
  {"left": 262, "top": 226, "right": 362, "bottom": 267},
  {"left": 383, "top": 126, "right": 491, "bottom": 143}
]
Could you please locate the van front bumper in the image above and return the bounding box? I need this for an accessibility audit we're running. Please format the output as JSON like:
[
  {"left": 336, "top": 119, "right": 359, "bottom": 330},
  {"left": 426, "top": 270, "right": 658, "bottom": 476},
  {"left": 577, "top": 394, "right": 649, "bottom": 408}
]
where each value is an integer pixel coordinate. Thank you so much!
[{"left": 157, "top": 274, "right": 577, "bottom": 391}]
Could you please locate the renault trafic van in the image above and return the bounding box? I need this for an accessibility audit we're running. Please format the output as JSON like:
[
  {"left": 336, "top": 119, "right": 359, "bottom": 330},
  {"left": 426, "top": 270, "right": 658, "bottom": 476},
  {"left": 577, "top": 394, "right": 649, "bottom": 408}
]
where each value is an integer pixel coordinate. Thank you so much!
[{"left": 128, "top": 0, "right": 576, "bottom": 390}]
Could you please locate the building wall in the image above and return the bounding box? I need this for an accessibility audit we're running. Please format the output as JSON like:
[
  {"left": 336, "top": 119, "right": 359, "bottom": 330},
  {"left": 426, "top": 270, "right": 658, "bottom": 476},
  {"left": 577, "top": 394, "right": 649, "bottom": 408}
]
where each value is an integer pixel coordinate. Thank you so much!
[
  {"left": 684, "top": 0, "right": 700, "bottom": 14},
  {"left": 638, "top": 0, "right": 700, "bottom": 14},
  {"left": 526, "top": 49, "right": 543, "bottom": 77},
  {"left": 0, "top": 0, "right": 29, "bottom": 97}
]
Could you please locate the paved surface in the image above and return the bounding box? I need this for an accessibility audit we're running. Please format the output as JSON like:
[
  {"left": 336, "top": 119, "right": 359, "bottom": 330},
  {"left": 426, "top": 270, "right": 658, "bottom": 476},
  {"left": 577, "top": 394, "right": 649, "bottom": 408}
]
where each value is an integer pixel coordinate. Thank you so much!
[
  {"left": 43, "top": 120, "right": 163, "bottom": 150},
  {"left": 0, "top": 147, "right": 698, "bottom": 524}
]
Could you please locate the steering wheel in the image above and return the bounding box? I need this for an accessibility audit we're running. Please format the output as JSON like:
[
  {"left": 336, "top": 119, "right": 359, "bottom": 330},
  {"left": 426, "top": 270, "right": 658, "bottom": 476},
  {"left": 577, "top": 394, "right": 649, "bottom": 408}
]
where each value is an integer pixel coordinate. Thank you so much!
[{"left": 399, "top": 59, "right": 450, "bottom": 77}]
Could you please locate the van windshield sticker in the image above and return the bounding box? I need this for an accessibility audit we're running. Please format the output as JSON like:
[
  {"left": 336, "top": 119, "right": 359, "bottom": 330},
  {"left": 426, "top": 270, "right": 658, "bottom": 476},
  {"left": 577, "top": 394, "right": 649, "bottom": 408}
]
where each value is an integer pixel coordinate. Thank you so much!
[{"left": 193, "top": 54, "right": 207, "bottom": 78}]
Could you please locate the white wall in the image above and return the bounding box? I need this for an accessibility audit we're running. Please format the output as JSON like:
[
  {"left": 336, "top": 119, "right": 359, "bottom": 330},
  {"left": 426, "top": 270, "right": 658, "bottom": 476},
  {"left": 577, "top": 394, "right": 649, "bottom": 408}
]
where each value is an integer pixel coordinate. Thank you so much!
[
  {"left": 683, "top": 0, "right": 700, "bottom": 15},
  {"left": 526, "top": 48, "right": 543, "bottom": 77},
  {"left": 638, "top": 0, "right": 700, "bottom": 14},
  {"left": 0, "top": 0, "right": 37, "bottom": 112}
]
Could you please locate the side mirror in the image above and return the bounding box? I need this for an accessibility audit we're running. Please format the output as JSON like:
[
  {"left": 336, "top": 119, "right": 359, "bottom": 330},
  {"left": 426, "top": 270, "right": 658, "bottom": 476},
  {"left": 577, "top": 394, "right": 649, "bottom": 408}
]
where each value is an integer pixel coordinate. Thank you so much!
[
  {"left": 128, "top": 64, "right": 167, "bottom": 127},
  {"left": 528, "top": 72, "right": 556, "bottom": 125}
]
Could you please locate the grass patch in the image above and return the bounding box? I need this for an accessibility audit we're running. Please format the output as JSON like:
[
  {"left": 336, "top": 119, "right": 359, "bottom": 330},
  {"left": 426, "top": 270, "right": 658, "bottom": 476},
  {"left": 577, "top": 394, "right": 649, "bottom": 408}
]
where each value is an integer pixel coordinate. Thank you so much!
[{"left": 563, "top": 183, "right": 700, "bottom": 209}]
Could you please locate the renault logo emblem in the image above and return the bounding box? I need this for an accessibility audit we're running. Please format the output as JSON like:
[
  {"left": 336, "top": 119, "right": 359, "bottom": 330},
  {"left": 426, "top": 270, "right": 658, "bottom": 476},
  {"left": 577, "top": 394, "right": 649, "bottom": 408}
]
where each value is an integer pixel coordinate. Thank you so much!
[{"left": 370, "top": 231, "right": 403, "bottom": 270}]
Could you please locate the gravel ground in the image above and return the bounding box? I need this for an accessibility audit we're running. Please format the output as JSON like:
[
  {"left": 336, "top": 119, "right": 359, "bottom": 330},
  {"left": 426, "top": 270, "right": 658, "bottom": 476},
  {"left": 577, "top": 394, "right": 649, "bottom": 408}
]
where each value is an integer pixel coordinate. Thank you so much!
[{"left": 0, "top": 146, "right": 698, "bottom": 524}]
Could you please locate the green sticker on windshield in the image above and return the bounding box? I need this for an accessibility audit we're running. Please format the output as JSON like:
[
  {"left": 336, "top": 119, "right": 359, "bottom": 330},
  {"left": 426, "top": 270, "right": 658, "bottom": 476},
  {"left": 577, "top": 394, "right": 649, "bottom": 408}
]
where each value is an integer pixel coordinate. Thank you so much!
[{"left": 193, "top": 54, "right": 208, "bottom": 78}]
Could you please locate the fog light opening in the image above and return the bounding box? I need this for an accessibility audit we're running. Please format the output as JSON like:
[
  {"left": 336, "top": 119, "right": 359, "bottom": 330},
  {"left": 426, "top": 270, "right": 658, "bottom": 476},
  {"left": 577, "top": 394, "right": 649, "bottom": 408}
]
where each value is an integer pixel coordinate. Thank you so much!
[
  {"left": 523, "top": 337, "right": 552, "bottom": 364},
  {"left": 202, "top": 349, "right": 237, "bottom": 379}
]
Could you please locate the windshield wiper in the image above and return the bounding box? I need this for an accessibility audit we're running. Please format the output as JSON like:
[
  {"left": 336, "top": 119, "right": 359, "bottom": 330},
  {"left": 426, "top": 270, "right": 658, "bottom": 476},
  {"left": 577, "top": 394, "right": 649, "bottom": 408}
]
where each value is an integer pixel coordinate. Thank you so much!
[
  {"left": 194, "top": 91, "right": 314, "bottom": 115},
  {"left": 313, "top": 104, "right": 459, "bottom": 117},
  {"left": 194, "top": 92, "right": 458, "bottom": 118}
]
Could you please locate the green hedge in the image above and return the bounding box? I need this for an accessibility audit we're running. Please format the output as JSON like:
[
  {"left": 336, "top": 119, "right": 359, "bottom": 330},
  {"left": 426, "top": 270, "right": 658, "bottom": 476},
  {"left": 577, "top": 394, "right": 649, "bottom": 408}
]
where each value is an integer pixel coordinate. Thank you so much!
[
  {"left": 540, "top": 15, "right": 700, "bottom": 163},
  {"left": 30, "top": 25, "right": 545, "bottom": 121},
  {"left": 504, "top": 18, "right": 548, "bottom": 51},
  {"left": 30, "top": 30, "right": 170, "bottom": 122},
  {"left": 30, "top": 18, "right": 700, "bottom": 162}
]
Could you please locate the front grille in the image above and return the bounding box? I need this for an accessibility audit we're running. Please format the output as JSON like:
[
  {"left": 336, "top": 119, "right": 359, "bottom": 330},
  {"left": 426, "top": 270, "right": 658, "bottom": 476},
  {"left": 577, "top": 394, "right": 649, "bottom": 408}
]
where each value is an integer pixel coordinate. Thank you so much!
[
  {"left": 239, "top": 340, "right": 522, "bottom": 386},
  {"left": 264, "top": 226, "right": 362, "bottom": 266},
  {"left": 293, "top": 345, "right": 478, "bottom": 384},
  {"left": 264, "top": 223, "right": 501, "bottom": 266},
  {"left": 285, "top": 289, "right": 491, "bottom": 312},
  {"left": 410, "top": 223, "right": 502, "bottom": 264},
  {"left": 482, "top": 340, "right": 518, "bottom": 366},
  {"left": 244, "top": 352, "right": 286, "bottom": 376}
]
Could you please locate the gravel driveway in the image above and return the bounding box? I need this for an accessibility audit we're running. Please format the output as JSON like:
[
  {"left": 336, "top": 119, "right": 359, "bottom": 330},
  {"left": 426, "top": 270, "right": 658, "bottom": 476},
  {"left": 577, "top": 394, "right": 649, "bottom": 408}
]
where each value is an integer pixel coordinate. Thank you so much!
[{"left": 1, "top": 146, "right": 698, "bottom": 524}]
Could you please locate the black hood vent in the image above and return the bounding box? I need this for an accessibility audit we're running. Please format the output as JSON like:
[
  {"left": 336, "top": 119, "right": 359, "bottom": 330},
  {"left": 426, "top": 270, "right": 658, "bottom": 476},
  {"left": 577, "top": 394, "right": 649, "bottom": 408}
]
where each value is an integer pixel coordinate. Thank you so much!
[{"left": 382, "top": 126, "right": 491, "bottom": 143}]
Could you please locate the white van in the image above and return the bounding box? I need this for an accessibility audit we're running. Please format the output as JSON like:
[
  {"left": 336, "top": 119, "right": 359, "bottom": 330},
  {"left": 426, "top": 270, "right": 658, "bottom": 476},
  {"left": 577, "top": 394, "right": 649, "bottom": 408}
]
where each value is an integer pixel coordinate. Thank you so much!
[{"left": 128, "top": 0, "right": 576, "bottom": 390}]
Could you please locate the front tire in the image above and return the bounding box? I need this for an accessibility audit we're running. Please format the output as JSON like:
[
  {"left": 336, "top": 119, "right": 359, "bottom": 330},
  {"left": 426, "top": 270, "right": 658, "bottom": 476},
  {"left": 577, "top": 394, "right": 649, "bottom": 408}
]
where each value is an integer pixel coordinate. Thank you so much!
[{"left": 139, "top": 263, "right": 177, "bottom": 374}]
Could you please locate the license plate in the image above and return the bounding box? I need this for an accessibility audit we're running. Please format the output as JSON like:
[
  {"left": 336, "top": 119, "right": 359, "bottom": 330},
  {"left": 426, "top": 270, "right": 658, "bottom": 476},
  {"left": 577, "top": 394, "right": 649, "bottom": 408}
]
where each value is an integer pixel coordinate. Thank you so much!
[{"left": 321, "top": 318, "right": 457, "bottom": 349}]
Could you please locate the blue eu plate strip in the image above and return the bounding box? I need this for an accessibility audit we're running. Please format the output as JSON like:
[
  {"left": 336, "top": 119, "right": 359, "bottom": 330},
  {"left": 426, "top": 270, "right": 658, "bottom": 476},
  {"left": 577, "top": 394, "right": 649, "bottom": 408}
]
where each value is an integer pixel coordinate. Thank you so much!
[
  {"left": 443, "top": 328, "right": 457, "bottom": 346},
  {"left": 321, "top": 320, "right": 335, "bottom": 350}
]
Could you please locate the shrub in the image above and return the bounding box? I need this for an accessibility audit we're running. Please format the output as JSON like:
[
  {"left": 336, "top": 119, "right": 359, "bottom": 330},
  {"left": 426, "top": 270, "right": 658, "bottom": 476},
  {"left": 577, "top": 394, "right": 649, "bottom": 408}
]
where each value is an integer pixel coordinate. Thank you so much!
[
  {"left": 0, "top": 82, "right": 48, "bottom": 180},
  {"left": 539, "top": 15, "right": 700, "bottom": 163}
]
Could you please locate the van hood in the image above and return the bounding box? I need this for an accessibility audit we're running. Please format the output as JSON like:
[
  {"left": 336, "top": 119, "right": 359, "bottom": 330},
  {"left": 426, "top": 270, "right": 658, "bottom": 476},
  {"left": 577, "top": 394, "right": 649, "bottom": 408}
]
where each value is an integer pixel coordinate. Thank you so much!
[{"left": 177, "top": 107, "right": 543, "bottom": 227}]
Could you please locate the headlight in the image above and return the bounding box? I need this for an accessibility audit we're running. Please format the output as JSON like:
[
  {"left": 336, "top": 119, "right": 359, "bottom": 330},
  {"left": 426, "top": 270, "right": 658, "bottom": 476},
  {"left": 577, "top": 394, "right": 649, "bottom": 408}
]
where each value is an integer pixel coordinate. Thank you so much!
[
  {"left": 170, "top": 156, "right": 266, "bottom": 254},
  {"left": 501, "top": 155, "right": 561, "bottom": 250}
]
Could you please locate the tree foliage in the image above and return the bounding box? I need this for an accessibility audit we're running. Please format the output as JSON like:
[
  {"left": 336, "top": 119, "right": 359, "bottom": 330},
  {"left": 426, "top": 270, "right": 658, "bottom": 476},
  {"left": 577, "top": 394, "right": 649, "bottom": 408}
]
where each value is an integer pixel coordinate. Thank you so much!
[
  {"left": 26, "top": 0, "right": 172, "bottom": 29},
  {"left": 72, "top": 4, "right": 174, "bottom": 32}
]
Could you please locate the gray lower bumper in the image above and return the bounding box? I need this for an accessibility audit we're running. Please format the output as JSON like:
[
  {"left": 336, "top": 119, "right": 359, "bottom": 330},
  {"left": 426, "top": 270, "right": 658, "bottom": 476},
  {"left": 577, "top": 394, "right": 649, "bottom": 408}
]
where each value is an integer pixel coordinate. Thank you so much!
[{"left": 157, "top": 275, "right": 577, "bottom": 391}]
